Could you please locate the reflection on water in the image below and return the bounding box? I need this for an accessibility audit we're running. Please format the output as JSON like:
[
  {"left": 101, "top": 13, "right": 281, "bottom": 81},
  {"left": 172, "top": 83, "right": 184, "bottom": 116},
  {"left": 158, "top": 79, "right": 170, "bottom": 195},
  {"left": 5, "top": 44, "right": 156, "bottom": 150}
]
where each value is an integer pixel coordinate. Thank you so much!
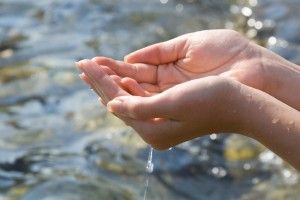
[{"left": 0, "top": 0, "right": 300, "bottom": 199}]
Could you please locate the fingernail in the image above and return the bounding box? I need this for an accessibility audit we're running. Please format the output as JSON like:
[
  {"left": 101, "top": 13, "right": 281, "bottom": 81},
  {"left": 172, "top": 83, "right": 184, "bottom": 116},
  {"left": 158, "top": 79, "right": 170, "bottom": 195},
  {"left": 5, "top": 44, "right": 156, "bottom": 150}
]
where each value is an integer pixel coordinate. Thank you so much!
[
  {"left": 79, "top": 73, "right": 84, "bottom": 79},
  {"left": 75, "top": 61, "right": 83, "bottom": 72},
  {"left": 91, "top": 57, "right": 98, "bottom": 62},
  {"left": 107, "top": 99, "right": 123, "bottom": 113}
]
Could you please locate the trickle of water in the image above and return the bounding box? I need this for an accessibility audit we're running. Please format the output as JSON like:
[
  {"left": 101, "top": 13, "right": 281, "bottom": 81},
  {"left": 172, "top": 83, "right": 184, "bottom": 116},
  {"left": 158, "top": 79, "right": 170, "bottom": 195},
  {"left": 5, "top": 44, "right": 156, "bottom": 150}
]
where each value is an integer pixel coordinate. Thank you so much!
[
  {"left": 143, "top": 147, "right": 154, "bottom": 200},
  {"left": 145, "top": 147, "right": 154, "bottom": 173}
]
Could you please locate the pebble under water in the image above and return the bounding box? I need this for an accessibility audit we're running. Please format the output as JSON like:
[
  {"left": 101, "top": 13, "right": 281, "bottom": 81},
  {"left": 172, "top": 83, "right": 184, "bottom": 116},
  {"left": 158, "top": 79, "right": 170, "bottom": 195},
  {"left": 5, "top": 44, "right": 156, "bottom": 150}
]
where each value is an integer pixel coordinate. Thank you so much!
[{"left": 0, "top": 0, "right": 300, "bottom": 199}]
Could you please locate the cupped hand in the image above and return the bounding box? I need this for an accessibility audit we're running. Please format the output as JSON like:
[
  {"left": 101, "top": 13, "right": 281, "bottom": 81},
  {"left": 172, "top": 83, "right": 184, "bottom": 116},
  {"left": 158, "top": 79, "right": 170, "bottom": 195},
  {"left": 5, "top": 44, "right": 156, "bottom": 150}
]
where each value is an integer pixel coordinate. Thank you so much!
[
  {"left": 76, "top": 59, "right": 245, "bottom": 149},
  {"left": 106, "top": 76, "right": 245, "bottom": 149},
  {"left": 92, "top": 29, "right": 266, "bottom": 94}
]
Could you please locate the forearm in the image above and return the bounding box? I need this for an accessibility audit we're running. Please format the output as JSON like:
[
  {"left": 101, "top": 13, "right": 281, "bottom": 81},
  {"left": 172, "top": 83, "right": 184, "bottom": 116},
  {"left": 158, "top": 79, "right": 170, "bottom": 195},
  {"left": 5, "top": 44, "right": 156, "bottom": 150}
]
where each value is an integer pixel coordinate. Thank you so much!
[
  {"left": 261, "top": 48, "right": 300, "bottom": 111},
  {"left": 238, "top": 84, "right": 300, "bottom": 170}
]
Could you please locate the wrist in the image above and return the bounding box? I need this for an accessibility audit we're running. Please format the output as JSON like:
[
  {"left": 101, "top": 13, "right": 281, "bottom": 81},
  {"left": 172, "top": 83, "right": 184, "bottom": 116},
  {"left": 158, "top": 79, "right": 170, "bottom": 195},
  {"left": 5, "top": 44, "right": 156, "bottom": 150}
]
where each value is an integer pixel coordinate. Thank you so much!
[
  {"left": 229, "top": 82, "right": 269, "bottom": 138},
  {"left": 217, "top": 79, "right": 252, "bottom": 134},
  {"left": 261, "top": 49, "right": 300, "bottom": 110}
]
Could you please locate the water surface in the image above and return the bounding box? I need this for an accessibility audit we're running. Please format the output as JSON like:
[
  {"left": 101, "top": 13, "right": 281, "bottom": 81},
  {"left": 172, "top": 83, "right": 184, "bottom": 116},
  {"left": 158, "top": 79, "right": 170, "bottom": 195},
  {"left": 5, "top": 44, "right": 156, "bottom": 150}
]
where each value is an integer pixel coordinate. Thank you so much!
[{"left": 0, "top": 0, "right": 300, "bottom": 199}]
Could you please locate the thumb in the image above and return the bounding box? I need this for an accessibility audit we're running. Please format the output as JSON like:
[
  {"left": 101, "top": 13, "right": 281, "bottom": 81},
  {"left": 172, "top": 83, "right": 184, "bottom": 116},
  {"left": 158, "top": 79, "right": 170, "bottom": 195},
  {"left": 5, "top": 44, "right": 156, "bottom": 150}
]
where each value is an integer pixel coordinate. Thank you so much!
[
  {"left": 124, "top": 35, "right": 188, "bottom": 65},
  {"left": 107, "top": 95, "right": 173, "bottom": 120}
]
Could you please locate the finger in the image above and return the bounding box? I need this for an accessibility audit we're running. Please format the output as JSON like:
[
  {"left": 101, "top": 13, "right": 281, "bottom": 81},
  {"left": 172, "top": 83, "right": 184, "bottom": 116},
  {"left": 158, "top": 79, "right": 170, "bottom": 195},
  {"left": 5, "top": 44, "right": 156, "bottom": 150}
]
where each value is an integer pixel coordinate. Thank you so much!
[
  {"left": 101, "top": 65, "right": 116, "bottom": 75},
  {"left": 121, "top": 77, "right": 151, "bottom": 97},
  {"left": 98, "top": 97, "right": 105, "bottom": 106},
  {"left": 106, "top": 95, "right": 174, "bottom": 120},
  {"left": 79, "top": 73, "right": 109, "bottom": 102},
  {"left": 81, "top": 72, "right": 127, "bottom": 101},
  {"left": 110, "top": 74, "right": 122, "bottom": 85},
  {"left": 76, "top": 60, "right": 129, "bottom": 102},
  {"left": 80, "top": 73, "right": 123, "bottom": 100},
  {"left": 139, "top": 83, "right": 161, "bottom": 93},
  {"left": 124, "top": 35, "right": 188, "bottom": 65},
  {"left": 79, "top": 73, "right": 91, "bottom": 85},
  {"left": 92, "top": 57, "right": 157, "bottom": 83}
]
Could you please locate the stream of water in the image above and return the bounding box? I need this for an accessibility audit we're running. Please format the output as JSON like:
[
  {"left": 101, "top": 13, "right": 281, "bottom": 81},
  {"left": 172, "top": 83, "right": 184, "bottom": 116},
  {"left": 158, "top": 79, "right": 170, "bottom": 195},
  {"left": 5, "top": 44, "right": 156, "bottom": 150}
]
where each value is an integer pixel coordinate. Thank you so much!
[
  {"left": 0, "top": 0, "right": 300, "bottom": 199},
  {"left": 143, "top": 147, "right": 154, "bottom": 200}
]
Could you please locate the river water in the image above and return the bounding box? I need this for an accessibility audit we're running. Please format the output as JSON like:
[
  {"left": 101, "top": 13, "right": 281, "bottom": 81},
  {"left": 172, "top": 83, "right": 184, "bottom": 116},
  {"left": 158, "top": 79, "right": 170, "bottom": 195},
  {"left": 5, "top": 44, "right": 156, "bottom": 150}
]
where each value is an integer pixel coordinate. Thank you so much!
[{"left": 0, "top": 0, "right": 300, "bottom": 199}]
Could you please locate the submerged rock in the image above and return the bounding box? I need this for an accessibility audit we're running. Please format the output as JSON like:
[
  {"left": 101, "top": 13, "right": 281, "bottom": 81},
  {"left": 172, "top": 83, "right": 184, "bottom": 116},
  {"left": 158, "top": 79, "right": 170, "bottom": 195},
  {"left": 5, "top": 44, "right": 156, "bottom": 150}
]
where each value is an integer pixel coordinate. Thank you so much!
[{"left": 21, "top": 177, "right": 137, "bottom": 200}]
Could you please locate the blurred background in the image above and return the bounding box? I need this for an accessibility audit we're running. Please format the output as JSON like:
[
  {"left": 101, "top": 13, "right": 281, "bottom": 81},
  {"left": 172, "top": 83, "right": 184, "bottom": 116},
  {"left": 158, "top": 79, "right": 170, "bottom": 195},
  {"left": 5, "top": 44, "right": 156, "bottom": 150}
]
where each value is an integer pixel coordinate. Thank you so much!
[{"left": 0, "top": 0, "right": 300, "bottom": 199}]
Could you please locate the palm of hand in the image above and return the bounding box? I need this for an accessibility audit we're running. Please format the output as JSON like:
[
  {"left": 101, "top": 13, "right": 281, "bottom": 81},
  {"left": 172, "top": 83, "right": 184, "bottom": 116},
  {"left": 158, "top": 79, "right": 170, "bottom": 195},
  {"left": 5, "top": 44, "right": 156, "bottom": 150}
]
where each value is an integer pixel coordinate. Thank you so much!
[{"left": 94, "top": 29, "right": 263, "bottom": 95}]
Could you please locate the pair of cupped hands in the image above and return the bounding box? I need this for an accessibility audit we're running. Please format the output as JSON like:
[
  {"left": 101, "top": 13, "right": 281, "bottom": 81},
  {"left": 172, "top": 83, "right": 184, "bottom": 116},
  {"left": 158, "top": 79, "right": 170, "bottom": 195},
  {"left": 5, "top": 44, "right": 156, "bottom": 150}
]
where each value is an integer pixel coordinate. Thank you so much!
[{"left": 76, "top": 29, "right": 296, "bottom": 150}]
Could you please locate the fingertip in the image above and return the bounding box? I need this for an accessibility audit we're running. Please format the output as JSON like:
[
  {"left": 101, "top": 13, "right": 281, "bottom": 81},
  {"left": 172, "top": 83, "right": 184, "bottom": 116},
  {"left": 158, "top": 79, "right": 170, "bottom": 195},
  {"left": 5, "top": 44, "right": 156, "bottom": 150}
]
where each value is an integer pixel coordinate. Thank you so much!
[
  {"left": 123, "top": 55, "right": 129, "bottom": 62},
  {"left": 79, "top": 73, "right": 92, "bottom": 86},
  {"left": 98, "top": 97, "right": 106, "bottom": 106},
  {"left": 91, "top": 57, "right": 99, "bottom": 62},
  {"left": 121, "top": 77, "right": 149, "bottom": 96},
  {"left": 76, "top": 59, "right": 93, "bottom": 71},
  {"left": 124, "top": 54, "right": 136, "bottom": 63},
  {"left": 107, "top": 99, "right": 123, "bottom": 113},
  {"left": 110, "top": 75, "right": 122, "bottom": 84},
  {"left": 75, "top": 61, "right": 80, "bottom": 67},
  {"left": 79, "top": 72, "right": 84, "bottom": 79}
]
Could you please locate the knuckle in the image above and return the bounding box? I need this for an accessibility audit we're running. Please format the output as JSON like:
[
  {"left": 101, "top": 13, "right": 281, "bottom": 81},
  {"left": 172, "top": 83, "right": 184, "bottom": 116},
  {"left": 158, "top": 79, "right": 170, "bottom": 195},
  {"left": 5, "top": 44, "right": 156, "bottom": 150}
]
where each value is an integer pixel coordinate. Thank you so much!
[{"left": 130, "top": 103, "right": 141, "bottom": 118}]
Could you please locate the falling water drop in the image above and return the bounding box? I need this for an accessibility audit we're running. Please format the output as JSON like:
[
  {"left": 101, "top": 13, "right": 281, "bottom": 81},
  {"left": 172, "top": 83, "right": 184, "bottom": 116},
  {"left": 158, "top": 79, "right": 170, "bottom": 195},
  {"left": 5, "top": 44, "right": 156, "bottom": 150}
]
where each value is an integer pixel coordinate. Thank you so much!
[
  {"left": 145, "top": 147, "right": 154, "bottom": 173},
  {"left": 143, "top": 147, "right": 154, "bottom": 200}
]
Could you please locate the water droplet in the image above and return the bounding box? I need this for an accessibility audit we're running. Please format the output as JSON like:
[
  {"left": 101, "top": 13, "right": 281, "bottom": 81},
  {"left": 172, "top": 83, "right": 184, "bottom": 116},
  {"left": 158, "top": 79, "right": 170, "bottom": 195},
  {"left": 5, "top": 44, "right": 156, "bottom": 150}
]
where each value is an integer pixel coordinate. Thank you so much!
[
  {"left": 209, "top": 133, "right": 217, "bottom": 140},
  {"left": 146, "top": 161, "right": 154, "bottom": 173},
  {"left": 286, "top": 121, "right": 295, "bottom": 133},
  {"left": 272, "top": 118, "right": 279, "bottom": 124},
  {"left": 145, "top": 147, "right": 154, "bottom": 173},
  {"left": 143, "top": 147, "right": 154, "bottom": 200}
]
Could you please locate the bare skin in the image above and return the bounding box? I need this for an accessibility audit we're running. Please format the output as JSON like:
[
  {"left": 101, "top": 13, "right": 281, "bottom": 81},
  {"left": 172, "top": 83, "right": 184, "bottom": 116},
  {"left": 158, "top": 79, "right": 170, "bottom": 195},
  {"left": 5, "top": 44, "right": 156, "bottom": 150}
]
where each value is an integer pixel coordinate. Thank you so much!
[
  {"left": 76, "top": 29, "right": 300, "bottom": 170},
  {"left": 89, "top": 29, "right": 300, "bottom": 110}
]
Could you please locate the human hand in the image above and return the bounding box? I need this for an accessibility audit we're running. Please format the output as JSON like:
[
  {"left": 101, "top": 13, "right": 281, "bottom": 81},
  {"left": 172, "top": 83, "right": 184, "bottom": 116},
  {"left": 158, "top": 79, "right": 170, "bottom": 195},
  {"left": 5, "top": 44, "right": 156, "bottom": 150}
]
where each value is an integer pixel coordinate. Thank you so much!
[
  {"left": 92, "top": 29, "right": 265, "bottom": 94},
  {"left": 76, "top": 60, "right": 240, "bottom": 149},
  {"left": 76, "top": 55, "right": 300, "bottom": 171},
  {"left": 76, "top": 60, "right": 244, "bottom": 148},
  {"left": 106, "top": 76, "right": 246, "bottom": 149},
  {"left": 92, "top": 29, "right": 300, "bottom": 110}
]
